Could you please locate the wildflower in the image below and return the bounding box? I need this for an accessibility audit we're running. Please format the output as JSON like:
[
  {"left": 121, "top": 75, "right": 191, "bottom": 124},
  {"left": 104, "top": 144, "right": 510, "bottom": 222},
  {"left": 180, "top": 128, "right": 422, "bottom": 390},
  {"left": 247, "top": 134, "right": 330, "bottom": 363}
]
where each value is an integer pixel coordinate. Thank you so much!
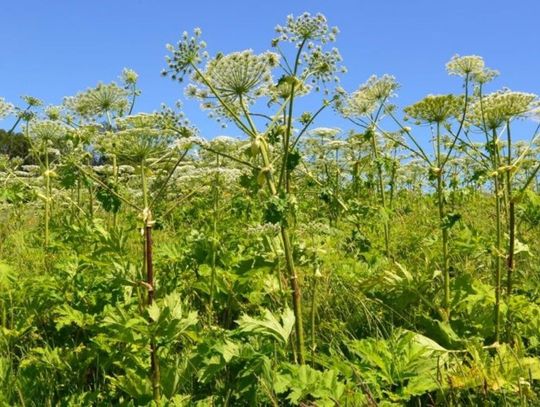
[
  {"left": 186, "top": 50, "right": 279, "bottom": 119},
  {"left": 21, "top": 96, "right": 43, "bottom": 107},
  {"left": 341, "top": 75, "right": 399, "bottom": 117},
  {"left": 173, "top": 135, "right": 207, "bottom": 150},
  {"left": 309, "top": 127, "right": 340, "bottom": 139},
  {"left": 472, "top": 68, "right": 499, "bottom": 85},
  {"left": 45, "top": 106, "right": 63, "bottom": 121},
  {"left": 28, "top": 120, "right": 68, "bottom": 143},
  {"left": 303, "top": 46, "right": 344, "bottom": 86},
  {"left": 324, "top": 140, "right": 348, "bottom": 150},
  {"left": 446, "top": 55, "right": 485, "bottom": 77},
  {"left": 0, "top": 98, "right": 14, "bottom": 119},
  {"left": 163, "top": 29, "right": 208, "bottom": 82},
  {"left": 469, "top": 90, "right": 538, "bottom": 130},
  {"left": 404, "top": 94, "right": 463, "bottom": 124},
  {"left": 64, "top": 83, "right": 129, "bottom": 118},
  {"left": 108, "top": 113, "right": 178, "bottom": 162},
  {"left": 274, "top": 13, "right": 338, "bottom": 45},
  {"left": 446, "top": 54, "right": 499, "bottom": 84},
  {"left": 268, "top": 77, "right": 312, "bottom": 102},
  {"left": 202, "top": 50, "right": 278, "bottom": 101},
  {"left": 121, "top": 68, "right": 139, "bottom": 85},
  {"left": 208, "top": 135, "right": 242, "bottom": 152}
]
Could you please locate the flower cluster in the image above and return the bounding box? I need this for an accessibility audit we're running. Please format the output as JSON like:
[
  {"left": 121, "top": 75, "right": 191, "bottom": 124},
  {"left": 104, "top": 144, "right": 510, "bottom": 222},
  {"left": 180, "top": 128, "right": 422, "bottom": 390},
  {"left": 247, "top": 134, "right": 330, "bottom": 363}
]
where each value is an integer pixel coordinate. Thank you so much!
[
  {"left": 446, "top": 55, "right": 485, "bottom": 77},
  {"left": 309, "top": 127, "right": 340, "bottom": 139},
  {"left": 446, "top": 54, "right": 498, "bottom": 84},
  {"left": 340, "top": 75, "right": 399, "bottom": 117},
  {"left": 469, "top": 90, "right": 538, "bottom": 130},
  {"left": 21, "top": 95, "right": 43, "bottom": 108},
  {"left": 163, "top": 28, "right": 208, "bottom": 82},
  {"left": 0, "top": 98, "right": 14, "bottom": 119},
  {"left": 274, "top": 13, "right": 338, "bottom": 45},
  {"left": 404, "top": 94, "right": 463, "bottom": 124},
  {"left": 186, "top": 50, "right": 279, "bottom": 119},
  {"left": 303, "top": 45, "right": 345, "bottom": 88},
  {"left": 267, "top": 76, "right": 312, "bottom": 102},
  {"left": 121, "top": 68, "right": 139, "bottom": 86},
  {"left": 27, "top": 120, "right": 69, "bottom": 151},
  {"left": 173, "top": 135, "right": 207, "bottom": 151},
  {"left": 64, "top": 83, "right": 129, "bottom": 118},
  {"left": 103, "top": 113, "right": 178, "bottom": 162}
]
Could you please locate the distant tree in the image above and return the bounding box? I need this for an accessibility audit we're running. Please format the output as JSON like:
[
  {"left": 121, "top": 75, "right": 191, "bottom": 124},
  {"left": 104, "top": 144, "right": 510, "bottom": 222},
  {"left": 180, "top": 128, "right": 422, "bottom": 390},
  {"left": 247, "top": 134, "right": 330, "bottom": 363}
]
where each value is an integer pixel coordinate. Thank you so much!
[{"left": 0, "top": 128, "right": 31, "bottom": 159}]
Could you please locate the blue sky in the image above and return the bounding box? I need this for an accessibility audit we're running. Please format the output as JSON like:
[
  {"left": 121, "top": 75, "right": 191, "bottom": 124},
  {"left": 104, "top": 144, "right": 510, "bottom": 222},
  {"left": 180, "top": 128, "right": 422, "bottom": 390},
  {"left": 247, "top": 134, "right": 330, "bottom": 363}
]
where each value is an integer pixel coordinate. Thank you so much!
[{"left": 2, "top": 0, "right": 539, "bottom": 139}]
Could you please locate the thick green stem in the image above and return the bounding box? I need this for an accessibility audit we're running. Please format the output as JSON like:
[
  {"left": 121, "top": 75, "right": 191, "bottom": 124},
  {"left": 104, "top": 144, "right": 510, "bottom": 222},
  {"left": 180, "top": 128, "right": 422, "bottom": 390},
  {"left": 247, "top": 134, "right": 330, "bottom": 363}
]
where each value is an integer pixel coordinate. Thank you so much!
[
  {"left": 44, "top": 151, "right": 50, "bottom": 249},
  {"left": 436, "top": 123, "right": 450, "bottom": 318},
  {"left": 505, "top": 122, "right": 515, "bottom": 340},
  {"left": 208, "top": 154, "right": 219, "bottom": 323},
  {"left": 141, "top": 159, "right": 160, "bottom": 401},
  {"left": 87, "top": 158, "right": 94, "bottom": 220},
  {"left": 370, "top": 130, "right": 390, "bottom": 256},
  {"left": 281, "top": 225, "right": 305, "bottom": 364},
  {"left": 310, "top": 270, "right": 319, "bottom": 366},
  {"left": 260, "top": 139, "right": 305, "bottom": 363},
  {"left": 112, "top": 154, "right": 118, "bottom": 228},
  {"left": 492, "top": 129, "right": 503, "bottom": 342}
]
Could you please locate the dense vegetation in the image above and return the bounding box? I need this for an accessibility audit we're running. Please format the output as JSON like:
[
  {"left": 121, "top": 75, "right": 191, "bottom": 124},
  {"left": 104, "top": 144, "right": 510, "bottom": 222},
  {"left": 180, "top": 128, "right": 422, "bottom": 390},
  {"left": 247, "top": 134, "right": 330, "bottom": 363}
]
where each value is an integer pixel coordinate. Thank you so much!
[{"left": 1, "top": 12, "right": 540, "bottom": 406}]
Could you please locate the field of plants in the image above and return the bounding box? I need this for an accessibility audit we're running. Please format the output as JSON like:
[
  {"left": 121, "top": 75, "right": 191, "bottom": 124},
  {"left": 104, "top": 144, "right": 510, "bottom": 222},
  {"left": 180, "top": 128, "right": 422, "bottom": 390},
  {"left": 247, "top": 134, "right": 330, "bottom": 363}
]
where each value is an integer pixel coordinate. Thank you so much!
[{"left": 1, "top": 12, "right": 540, "bottom": 406}]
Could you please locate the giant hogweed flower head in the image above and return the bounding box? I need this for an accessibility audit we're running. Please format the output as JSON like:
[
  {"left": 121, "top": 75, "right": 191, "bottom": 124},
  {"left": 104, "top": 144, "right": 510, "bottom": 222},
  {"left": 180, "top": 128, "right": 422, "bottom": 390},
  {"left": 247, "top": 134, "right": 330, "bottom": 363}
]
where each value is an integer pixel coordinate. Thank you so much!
[
  {"left": 27, "top": 120, "right": 69, "bottom": 154},
  {"left": 446, "top": 55, "right": 485, "bottom": 77},
  {"left": 21, "top": 96, "right": 43, "bottom": 108},
  {"left": 163, "top": 28, "right": 208, "bottom": 82},
  {"left": 121, "top": 68, "right": 139, "bottom": 86},
  {"left": 340, "top": 75, "right": 399, "bottom": 117},
  {"left": 0, "top": 98, "right": 14, "bottom": 119},
  {"left": 303, "top": 45, "right": 345, "bottom": 88},
  {"left": 106, "top": 113, "right": 178, "bottom": 162},
  {"left": 469, "top": 90, "right": 538, "bottom": 130},
  {"left": 274, "top": 13, "right": 339, "bottom": 45},
  {"left": 446, "top": 54, "right": 498, "bottom": 84},
  {"left": 404, "top": 94, "right": 463, "bottom": 124},
  {"left": 28, "top": 120, "right": 68, "bottom": 142},
  {"left": 64, "top": 83, "right": 129, "bottom": 118},
  {"left": 268, "top": 77, "right": 312, "bottom": 102},
  {"left": 187, "top": 50, "right": 279, "bottom": 119}
]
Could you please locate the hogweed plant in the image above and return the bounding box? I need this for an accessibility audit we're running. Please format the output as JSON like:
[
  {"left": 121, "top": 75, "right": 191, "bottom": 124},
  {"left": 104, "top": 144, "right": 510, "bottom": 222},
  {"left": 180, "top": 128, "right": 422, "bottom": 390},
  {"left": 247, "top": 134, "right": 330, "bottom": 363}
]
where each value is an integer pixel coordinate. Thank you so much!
[
  {"left": 164, "top": 12, "right": 345, "bottom": 364},
  {"left": 64, "top": 71, "right": 141, "bottom": 225},
  {"left": 338, "top": 75, "right": 400, "bottom": 256},
  {"left": 26, "top": 120, "right": 69, "bottom": 250},
  {"left": 467, "top": 88, "right": 540, "bottom": 341},
  {"left": 4, "top": 11, "right": 540, "bottom": 406}
]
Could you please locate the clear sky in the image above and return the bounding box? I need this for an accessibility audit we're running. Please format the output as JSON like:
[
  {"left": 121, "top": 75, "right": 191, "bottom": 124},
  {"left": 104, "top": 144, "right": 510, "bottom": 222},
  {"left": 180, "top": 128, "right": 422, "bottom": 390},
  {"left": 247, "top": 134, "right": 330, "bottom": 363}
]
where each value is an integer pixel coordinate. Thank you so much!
[{"left": 2, "top": 0, "right": 539, "bottom": 138}]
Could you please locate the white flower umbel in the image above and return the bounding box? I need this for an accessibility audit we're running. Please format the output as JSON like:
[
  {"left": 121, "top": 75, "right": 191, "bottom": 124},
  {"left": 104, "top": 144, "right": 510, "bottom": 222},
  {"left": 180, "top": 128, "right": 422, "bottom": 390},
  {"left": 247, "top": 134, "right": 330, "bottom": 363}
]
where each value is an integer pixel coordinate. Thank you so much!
[
  {"left": 470, "top": 90, "right": 538, "bottom": 130},
  {"left": 64, "top": 83, "right": 129, "bottom": 119},
  {"left": 0, "top": 98, "right": 14, "bottom": 119},
  {"left": 340, "top": 75, "right": 399, "bottom": 117}
]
